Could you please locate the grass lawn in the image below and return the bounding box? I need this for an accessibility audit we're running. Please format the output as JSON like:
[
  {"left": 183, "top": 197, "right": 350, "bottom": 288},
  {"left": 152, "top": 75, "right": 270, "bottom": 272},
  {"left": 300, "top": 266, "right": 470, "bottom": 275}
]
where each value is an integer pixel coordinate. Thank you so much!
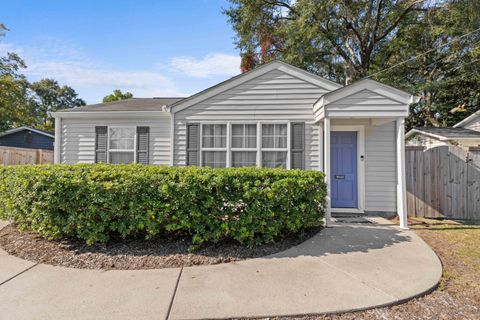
[{"left": 282, "top": 218, "right": 480, "bottom": 320}]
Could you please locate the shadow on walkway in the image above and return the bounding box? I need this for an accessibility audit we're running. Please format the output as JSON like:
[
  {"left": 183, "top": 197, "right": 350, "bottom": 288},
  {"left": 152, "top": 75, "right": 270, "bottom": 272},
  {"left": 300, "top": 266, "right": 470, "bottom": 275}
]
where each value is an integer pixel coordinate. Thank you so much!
[{"left": 271, "top": 222, "right": 412, "bottom": 258}]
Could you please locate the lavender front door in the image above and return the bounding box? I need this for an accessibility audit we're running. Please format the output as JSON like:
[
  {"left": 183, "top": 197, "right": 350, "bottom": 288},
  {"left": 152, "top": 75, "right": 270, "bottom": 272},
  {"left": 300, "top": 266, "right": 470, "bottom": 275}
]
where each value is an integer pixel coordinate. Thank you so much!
[{"left": 331, "top": 131, "right": 358, "bottom": 208}]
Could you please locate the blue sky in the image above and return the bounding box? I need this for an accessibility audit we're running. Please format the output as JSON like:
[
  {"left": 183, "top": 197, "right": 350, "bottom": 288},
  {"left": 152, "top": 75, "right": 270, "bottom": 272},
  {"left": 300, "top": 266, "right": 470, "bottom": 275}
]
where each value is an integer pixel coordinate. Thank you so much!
[{"left": 1, "top": 0, "right": 241, "bottom": 103}]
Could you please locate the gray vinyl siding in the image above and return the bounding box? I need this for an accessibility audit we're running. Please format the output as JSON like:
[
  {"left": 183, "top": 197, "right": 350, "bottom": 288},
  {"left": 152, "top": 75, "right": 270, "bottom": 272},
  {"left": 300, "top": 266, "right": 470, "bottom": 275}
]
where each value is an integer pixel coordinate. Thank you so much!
[
  {"left": 326, "top": 89, "right": 406, "bottom": 118},
  {"left": 463, "top": 116, "right": 480, "bottom": 132},
  {"left": 174, "top": 69, "right": 329, "bottom": 169},
  {"left": 365, "top": 120, "right": 397, "bottom": 212},
  {"left": 60, "top": 118, "right": 170, "bottom": 164}
]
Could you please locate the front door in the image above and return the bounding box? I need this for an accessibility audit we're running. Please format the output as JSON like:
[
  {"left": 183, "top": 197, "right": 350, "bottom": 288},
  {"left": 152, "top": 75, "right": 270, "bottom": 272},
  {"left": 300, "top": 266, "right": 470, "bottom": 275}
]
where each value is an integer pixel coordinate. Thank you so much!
[{"left": 331, "top": 131, "right": 358, "bottom": 208}]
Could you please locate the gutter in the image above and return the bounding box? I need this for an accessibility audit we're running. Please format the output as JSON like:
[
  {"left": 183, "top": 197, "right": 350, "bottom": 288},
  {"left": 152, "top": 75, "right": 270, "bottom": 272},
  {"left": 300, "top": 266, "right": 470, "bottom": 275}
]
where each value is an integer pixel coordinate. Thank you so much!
[{"left": 52, "top": 111, "right": 170, "bottom": 118}]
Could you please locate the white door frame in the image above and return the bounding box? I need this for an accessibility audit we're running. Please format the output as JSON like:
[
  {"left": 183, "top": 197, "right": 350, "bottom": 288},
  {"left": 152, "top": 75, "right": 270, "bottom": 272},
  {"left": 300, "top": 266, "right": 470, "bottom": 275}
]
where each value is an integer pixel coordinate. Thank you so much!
[{"left": 330, "top": 125, "right": 365, "bottom": 214}]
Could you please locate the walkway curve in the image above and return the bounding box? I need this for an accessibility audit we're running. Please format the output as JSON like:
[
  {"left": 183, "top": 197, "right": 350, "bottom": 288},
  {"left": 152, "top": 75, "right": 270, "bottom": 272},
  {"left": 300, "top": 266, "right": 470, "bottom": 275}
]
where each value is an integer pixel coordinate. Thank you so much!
[{"left": 0, "top": 218, "right": 442, "bottom": 320}]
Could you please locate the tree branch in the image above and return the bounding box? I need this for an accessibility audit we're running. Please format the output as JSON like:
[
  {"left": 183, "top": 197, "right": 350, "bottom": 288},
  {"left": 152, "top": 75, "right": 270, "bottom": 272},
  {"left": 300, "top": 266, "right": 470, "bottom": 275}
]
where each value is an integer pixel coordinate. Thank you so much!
[
  {"left": 375, "top": 0, "right": 424, "bottom": 42},
  {"left": 262, "top": 0, "right": 298, "bottom": 16}
]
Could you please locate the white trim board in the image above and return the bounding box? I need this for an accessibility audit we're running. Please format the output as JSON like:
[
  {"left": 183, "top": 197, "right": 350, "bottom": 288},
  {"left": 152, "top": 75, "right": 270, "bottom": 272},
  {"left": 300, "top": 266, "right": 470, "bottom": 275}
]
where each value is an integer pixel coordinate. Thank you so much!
[
  {"left": 330, "top": 125, "right": 366, "bottom": 214},
  {"left": 52, "top": 111, "right": 169, "bottom": 119},
  {"left": 453, "top": 110, "right": 480, "bottom": 128}
]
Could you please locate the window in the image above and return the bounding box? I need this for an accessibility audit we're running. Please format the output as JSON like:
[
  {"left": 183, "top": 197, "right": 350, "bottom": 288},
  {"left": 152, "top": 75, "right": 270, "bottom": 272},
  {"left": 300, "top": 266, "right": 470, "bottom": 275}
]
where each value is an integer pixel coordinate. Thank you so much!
[
  {"left": 203, "top": 151, "right": 226, "bottom": 168},
  {"left": 232, "top": 151, "right": 256, "bottom": 167},
  {"left": 262, "top": 124, "right": 288, "bottom": 168},
  {"left": 108, "top": 127, "right": 135, "bottom": 164},
  {"left": 231, "top": 124, "right": 257, "bottom": 167},
  {"left": 201, "top": 124, "right": 227, "bottom": 168},
  {"left": 193, "top": 122, "right": 295, "bottom": 169}
]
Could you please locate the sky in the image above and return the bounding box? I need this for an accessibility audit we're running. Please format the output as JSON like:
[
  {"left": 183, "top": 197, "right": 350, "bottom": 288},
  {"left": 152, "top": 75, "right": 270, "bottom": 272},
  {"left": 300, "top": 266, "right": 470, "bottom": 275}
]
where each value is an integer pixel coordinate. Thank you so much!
[{"left": 0, "top": 0, "right": 241, "bottom": 104}]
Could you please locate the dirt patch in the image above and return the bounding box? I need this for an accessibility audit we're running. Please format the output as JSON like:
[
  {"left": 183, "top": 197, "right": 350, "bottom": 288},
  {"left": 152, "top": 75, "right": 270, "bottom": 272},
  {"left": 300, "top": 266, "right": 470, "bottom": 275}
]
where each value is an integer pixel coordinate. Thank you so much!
[{"left": 0, "top": 224, "right": 320, "bottom": 270}]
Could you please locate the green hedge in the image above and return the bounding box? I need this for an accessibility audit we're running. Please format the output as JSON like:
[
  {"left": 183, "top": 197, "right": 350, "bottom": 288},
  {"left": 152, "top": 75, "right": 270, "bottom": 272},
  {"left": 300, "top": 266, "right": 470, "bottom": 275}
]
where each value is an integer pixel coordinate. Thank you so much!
[{"left": 0, "top": 164, "right": 326, "bottom": 246}]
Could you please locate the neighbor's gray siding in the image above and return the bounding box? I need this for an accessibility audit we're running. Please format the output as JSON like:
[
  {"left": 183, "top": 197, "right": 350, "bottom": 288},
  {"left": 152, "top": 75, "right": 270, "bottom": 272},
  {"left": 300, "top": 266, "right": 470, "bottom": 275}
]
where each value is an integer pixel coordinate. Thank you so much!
[
  {"left": 0, "top": 130, "right": 54, "bottom": 150},
  {"left": 174, "top": 69, "right": 330, "bottom": 170},
  {"left": 60, "top": 117, "right": 170, "bottom": 164},
  {"left": 365, "top": 120, "right": 397, "bottom": 212}
]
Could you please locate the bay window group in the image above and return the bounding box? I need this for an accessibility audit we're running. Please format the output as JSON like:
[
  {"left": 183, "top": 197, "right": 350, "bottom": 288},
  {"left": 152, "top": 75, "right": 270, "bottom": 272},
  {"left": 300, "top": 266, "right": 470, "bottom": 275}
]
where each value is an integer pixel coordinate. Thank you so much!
[{"left": 190, "top": 122, "right": 304, "bottom": 169}]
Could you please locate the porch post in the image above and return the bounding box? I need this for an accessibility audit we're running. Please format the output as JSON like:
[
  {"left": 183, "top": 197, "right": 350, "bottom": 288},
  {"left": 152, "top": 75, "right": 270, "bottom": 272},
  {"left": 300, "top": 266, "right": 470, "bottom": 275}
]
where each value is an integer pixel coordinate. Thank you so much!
[
  {"left": 318, "top": 123, "right": 324, "bottom": 171},
  {"left": 324, "top": 117, "right": 331, "bottom": 227},
  {"left": 54, "top": 116, "right": 61, "bottom": 164},
  {"left": 396, "top": 117, "right": 408, "bottom": 229}
]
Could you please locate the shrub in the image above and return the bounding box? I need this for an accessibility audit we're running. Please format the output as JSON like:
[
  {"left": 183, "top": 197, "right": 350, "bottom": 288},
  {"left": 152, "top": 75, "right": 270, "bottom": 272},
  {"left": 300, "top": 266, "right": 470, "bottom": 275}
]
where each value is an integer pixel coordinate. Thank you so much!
[{"left": 0, "top": 164, "right": 326, "bottom": 246}]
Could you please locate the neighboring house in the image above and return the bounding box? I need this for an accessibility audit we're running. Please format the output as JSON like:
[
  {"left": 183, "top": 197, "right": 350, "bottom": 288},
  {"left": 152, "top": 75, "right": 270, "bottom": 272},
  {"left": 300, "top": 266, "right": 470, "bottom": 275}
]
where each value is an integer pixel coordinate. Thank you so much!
[
  {"left": 53, "top": 61, "right": 418, "bottom": 228},
  {"left": 406, "top": 110, "right": 480, "bottom": 149},
  {"left": 0, "top": 126, "right": 55, "bottom": 150}
]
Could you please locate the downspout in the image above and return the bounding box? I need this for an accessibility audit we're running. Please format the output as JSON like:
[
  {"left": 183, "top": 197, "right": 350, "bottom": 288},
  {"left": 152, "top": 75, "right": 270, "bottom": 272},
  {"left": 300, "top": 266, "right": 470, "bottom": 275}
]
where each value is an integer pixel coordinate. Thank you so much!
[
  {"left": 54, "top": 115, "right": 61, "bottom": 164},
  {"left": 167, "top": 106, "right": 175, "bottom": 166}
]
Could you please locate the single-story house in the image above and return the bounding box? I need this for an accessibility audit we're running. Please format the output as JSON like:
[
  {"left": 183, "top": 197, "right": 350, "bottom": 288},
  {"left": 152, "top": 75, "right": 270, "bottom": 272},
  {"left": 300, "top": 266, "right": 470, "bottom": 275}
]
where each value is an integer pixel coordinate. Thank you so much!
[
  {"left": 0, "top": 126, "right": 55, "bottom": 150},
  {"left": 53, "top": 61, "right": 418, "bottom": 228},
  {"left": 406, "top": 110, "right": 480, "bottom": 149}
]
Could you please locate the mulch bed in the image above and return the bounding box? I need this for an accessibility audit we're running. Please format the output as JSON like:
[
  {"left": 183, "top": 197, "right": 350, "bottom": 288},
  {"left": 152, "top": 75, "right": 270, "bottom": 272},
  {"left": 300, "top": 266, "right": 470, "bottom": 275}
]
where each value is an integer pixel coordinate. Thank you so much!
[{"left": 0, "top": 224, "right": 320, "bottom": 270}]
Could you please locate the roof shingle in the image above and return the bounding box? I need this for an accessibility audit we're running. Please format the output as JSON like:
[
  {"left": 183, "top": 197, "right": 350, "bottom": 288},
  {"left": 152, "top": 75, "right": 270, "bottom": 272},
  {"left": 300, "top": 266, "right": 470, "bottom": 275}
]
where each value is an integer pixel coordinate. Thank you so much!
[
  {"left": 57, "top": 98, "right": 185, "bottom": 113},
  {"left": 413, "top": 127, "right": 480, "bottom": 139}
]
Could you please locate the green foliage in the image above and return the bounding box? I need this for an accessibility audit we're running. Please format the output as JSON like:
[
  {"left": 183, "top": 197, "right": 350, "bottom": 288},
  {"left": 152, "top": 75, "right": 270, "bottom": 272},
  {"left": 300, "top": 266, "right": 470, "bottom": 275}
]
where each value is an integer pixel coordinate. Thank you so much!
[
  {"left": 0, "top": 53, "right": 37, "bottom": 132},
  {"left": 225, "top": 0, "right": 424, "bottom": 81},
  {"left": 31, "top": 79, "right": 86, "bottom": 131},
  {"left": 0, "top": 51, "right": 86, "bottom": 132},
  {"left": 0, "top": 23, "right": 8, "bottom": 38},
  {"left": 0, "top": 165, "right": 326, "bottom": 246},
  {"left": 373, "top": 0, "right": 480, "bottom": 130},
  {"left": 102, "top": 89, "right": 133, "bottom": 103},
  {"left": 225, "top": 0, "right": 480, "bottom": 129}
]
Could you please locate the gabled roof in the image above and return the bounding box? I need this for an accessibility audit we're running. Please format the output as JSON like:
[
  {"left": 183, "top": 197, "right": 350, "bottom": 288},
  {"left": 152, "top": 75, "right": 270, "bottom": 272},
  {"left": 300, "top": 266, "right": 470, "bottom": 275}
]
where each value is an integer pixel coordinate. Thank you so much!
[
  {"left": 406, "top": 127, "right": 480, "bottom": 140},
  {"left": 169, "top": 60, "right": 342, "bottom": 113},
  {"left": 453, "top": 110, "right": 480, "bottom": 128},
  {"left": 55, "top": 97, "right": 185, "bottom": 113},
  {"left": 317, "top": 79, "right": 418, "bottom": 106},
  {"left": 0, "top": 126, "right": 55, "bottom": 139}
]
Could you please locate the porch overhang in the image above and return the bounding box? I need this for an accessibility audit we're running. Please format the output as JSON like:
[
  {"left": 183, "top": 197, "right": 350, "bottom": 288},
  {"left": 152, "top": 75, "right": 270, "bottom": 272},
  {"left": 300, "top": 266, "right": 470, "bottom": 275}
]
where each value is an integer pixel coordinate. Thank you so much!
[
  {"left": 318, "top": 79, "right": 416, "bottom": 230},
  {"left": 313, "top": 79, "right": 418, "bottom": 122}
]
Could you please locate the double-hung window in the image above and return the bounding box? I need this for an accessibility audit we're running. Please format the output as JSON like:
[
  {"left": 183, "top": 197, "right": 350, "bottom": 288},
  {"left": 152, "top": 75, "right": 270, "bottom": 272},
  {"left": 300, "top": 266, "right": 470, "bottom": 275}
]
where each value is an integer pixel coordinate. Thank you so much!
[
  {"left": 231, "top": 124, "right": 257, "bottom": 167},
  {"left": 261, "top": 123, "right": 288, "bottom": 168},
  {"left": 196, "top": 122, "right": 297, "bottom": 169},
  {"left": 201, "top": 124, "right": 227, "bottom": 167},
  {"left": 108, "top": 127, "right": 135, "bottom": 164}
]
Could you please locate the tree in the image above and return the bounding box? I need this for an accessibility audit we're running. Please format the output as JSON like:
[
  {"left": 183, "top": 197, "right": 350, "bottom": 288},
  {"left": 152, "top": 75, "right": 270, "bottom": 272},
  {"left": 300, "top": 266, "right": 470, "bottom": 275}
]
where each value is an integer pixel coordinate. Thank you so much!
[
  {"left": 0, "top": 23, "right": 8, "bottom": 38},
  {"left": 0, "top": 49, "right": 86, "bottom": 132},
  {"left": 31, "top": 79, "right": 86, "bottom": 130},
  {"left": 0, "top": 53, "right": 36, "bottom": 132},
  {"left": 225, "top": 0, "right": 480, "bottom": 129},
  {"left": 225, "top": 0, "right": 427, "bottom": 83},
  {"left": 373, "top": 0, "right": 480, "bottom": 129},
  {"left": 102, "top": 89, "right": 133, "bottom": 103}
]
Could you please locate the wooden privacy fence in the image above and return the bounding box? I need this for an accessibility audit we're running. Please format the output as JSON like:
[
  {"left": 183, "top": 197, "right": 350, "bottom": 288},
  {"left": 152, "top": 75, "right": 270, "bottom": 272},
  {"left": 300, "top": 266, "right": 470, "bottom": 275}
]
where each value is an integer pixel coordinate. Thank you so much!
[
  {"left": 406, "top": 145, "right": 480, "bottom": 220},
  {"left": 0, "top": 146, "right": 54, "bottom": 165}
]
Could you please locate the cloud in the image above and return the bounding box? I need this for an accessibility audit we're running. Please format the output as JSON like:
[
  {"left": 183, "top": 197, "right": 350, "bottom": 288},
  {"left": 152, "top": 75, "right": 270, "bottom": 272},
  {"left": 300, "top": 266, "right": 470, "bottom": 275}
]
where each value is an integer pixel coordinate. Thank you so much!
[
  {"left": 0, "top": 39, "right": 241, "bottom": 103},
  {"left": 26, "top": 59, "right": 183, "bottom": 96},
  {"left": 168, "top": 53, "right": 240, "bottom": 78},
  {"left": 0, "top": 39, "right": 187, "bottom": 102}
]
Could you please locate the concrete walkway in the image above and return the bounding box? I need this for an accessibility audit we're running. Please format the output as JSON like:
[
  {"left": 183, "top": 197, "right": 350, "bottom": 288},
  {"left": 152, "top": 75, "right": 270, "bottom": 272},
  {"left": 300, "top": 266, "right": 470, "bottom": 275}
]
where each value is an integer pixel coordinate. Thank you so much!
[{"left": 0, "top": 217, "right": 442, "bottom": 320}]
